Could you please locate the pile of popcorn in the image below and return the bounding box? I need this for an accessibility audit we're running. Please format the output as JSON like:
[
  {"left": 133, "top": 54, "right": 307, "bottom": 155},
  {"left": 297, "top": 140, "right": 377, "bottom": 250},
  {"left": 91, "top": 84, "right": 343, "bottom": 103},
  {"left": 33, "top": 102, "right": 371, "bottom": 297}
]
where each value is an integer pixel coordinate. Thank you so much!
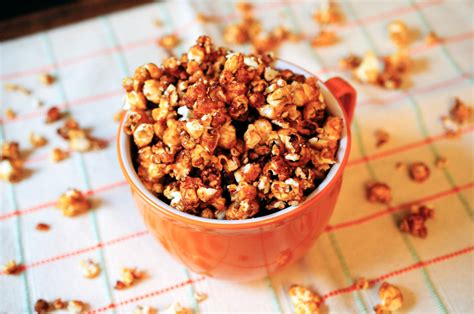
[{"left": 122, "top": 36, "right": 343, "bottom": 220}]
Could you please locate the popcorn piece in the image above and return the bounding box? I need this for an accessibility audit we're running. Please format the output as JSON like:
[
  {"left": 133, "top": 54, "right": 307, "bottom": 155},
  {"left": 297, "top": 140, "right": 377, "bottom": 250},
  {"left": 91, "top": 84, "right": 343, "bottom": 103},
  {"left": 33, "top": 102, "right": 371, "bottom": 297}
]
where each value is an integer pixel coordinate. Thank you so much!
[
  {"left": 388, "top": 20, "right": 409, "bottom": 47},
  {"left": 288, "top": 284, "right": 321, "bottom": 314},
  {"left": 114, "top": 267, "right": 143, "bottom": 289},
  {"left": 450, "top": 97, "right": 472, "bottom": 124},
  {"left": 52, "top": 299, "right": 66, "bottom": 310},
  {"left": 35, "top": 223, "right": 50, "bottom": 232},
  {"left": 46, "top": 106, "right": 62, "bottom": 123},
  {"left": 408, "top": 161, "right": 430, "bottom": 182},
  {"left": 354, "top": 277, "right": 371, "bottom": 290},
  {"left": 163, "top": 302, "right": 193, "bottom": 314},
  {"left": 0, "top": 141, "right": 24, "bottom": 183},
  {"left": 80, "top": 259, "right": 101, "bottom": 279},
  {"left": 39, "top": 73, "right": 56, "bottom": 86},
  {"left": 399, "top": 204, "right": 434, "bottom": 238},
  {"left": 339, "top": 54, "right": 362, "bottom": 70},
  {"left": 158, "top": 34, "right": 180, "bottom": 51},
  {"left": 313, "top": 0, "right": 344, "bottom": 25},
  {"left": 51, "top": 147, "right": 70, "bottom": 163},
  {"left": 194, "top": 292, "right": 208, "bottom": 303},
  {"left": 5, "top": 107, "right": 16, "bottom": 120},
  {"left": 311, "top": 30, "right": 338, "bottom": 47},
  {"left": 56, "top": 189, "right": 91, "bottom": 217},
  {"left": 57, "top": 118, "right": 107, "bottom": 152},
  {"left": 366, "top": 182, "right": 392, "bottom": 204},
  {"left": 435, "top": 156, "right": 448, "bottom": 169},
  {"left": 2, "top": 260, "right": 22, "bottom": 275},
  {"left": 425, "top": 31, "right": 442, "bottom": 46},
  {"left": 134, "top": 305, "right": 156, "bottom": 314},
  {"left": 29, "top": 132, "right": 48, "bottom": 148},
  {"left": 374, "top": 282, "right": 403, "bottom": 312},
  {"left": 34, "top": 299, "right": 50, "bottom": 314},
  {"left": 68, "top": 300, "right": 86, "bottom": 314},
  {"left": 4, "top": 83, "right": 31, "bottom": 95},
  {"left": 374, "top": 129, "right": 389, "bottom": 148},
  {"left": 354, "top": 51, "right": 384, "bottom": 84},
  {"left": 134, "top": 123, "right": 155, "bottom": 148}
]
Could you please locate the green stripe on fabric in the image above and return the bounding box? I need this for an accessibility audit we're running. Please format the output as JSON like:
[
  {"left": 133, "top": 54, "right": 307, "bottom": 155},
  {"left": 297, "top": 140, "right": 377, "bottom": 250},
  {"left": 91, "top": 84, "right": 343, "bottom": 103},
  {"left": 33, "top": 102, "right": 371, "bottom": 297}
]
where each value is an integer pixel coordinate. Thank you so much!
[
  {"left": 340, "top": 1, "right": 450, "bottom": 312},
  {"left": 40, "top": 32, "right": 116, "bottom": 313},
  {"left": 284, "top": 3, "right": 369, "bottom": 313},
  {"left": 0, "top": 124, "right": 32, "bottom": 314},
  {"left": 100, "top": 17, "right": 130, "bottom": 76}
]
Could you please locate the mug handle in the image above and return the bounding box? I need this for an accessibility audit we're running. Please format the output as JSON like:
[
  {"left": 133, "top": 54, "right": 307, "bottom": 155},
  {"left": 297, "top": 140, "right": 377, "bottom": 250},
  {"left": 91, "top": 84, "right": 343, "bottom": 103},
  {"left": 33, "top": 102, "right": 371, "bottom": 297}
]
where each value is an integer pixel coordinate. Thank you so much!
[{"left": 325, "top": 77, "right": 357, "bottom": 123}]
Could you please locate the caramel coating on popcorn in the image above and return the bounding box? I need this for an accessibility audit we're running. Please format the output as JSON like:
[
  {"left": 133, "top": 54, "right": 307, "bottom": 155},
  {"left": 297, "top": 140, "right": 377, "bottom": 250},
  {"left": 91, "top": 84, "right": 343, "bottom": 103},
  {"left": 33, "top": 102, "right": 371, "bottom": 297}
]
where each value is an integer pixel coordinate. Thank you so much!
[
  {"left": 124, "top": 36, "right": 343, "bottom": 219},
  {"left": 374, "top": 282, "right": 403, "bottom": 312},
  {"left": 56, "top": 189, "right": 91, "bottom": 217},
  {"left": 288, "top": 284, "right": 322, "bottom": 314}
]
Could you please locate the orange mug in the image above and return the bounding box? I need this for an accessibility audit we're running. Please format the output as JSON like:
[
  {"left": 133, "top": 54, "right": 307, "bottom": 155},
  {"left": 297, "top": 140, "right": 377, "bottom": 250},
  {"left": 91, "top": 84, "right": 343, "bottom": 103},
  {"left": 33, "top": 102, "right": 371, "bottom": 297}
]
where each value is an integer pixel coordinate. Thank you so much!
[{"left": 117, "top": 60, "right": 356, "bottom": 281}]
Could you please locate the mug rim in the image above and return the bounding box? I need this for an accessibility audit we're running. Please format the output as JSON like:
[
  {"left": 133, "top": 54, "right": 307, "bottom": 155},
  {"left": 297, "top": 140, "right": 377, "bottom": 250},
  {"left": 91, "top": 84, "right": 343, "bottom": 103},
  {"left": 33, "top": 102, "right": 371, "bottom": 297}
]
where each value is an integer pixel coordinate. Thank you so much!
[{"left": 117, "top": 59, "right": 352, "bottom": 230}]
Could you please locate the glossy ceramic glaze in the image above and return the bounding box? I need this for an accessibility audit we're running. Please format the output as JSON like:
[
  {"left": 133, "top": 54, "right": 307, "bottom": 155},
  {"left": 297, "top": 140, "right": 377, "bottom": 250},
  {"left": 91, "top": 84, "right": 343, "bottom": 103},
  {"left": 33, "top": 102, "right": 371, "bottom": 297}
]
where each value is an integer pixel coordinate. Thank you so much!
[{"left": 117, "top": 60, "right": 357, "bottom": 281}]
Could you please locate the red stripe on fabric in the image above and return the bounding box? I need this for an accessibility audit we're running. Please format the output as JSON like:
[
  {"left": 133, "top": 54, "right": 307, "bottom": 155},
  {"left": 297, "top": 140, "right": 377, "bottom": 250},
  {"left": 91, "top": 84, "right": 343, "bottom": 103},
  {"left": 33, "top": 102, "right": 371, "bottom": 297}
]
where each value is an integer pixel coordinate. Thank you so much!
[
  {"left": 325, "top": 182, "right": 474, "bottom": 232},
  {"left": 86, "top": 276, "right": 207, "bottom": 313},
  {"left": 322, "top": 245, "right": 474, "bottom": 300},
  {"left": 0, "top": 180, "right": 127, "bottom": 222},
  {"left": 348, "top": 125, "right": 474, "bottom": 167}
]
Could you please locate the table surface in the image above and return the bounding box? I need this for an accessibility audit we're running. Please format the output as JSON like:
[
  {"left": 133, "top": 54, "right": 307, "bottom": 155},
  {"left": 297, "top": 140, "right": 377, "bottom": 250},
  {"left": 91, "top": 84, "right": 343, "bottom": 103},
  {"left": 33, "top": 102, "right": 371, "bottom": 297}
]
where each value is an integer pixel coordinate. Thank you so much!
[{"left": 1, "top": 0, "right": 473, "bottom": 313}]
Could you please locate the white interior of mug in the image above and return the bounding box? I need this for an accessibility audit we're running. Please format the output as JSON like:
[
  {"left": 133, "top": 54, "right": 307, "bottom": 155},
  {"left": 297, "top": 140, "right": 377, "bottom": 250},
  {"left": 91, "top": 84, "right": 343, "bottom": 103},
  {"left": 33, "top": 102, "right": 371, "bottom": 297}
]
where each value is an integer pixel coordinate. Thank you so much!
[{"left": 119, "top": 60, "right": 349, "bottom": 225}]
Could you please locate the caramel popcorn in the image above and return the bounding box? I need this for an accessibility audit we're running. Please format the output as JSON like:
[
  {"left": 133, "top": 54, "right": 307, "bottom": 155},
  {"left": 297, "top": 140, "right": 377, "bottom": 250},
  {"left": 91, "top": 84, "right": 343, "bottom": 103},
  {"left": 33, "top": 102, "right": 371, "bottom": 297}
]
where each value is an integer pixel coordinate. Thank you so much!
[
  {"left": 68, "top": 300, "right": 86, "bottom": 314},
  {"left": 374, "top": 129, "right": 389, "bottom": 148},
  {"left": 425, "top": 31, "right": 442, "bottom": 46},
  {"left": 80, "top": 259, "right": 101, "bottom": 279},
  {"left": 56, "top": 189, "right": 91, "bottom": 217},
  {"left": 5, "top": 107, "right": 16, "bottom": 120},
  {"left": 408, "top": 161, "right": 430, "bottom": 182},
  {"left": 366, "top": 182, "right": 392, "bottom": 204},
  {"left": 311, "top": 30, "right": 338, "bottom": 47},
  {"left": 52, "top": 299, "right": 67, "bottom": 310},
  {"left": 39, "top": 73, "right": 56, "bottom": 86},
  {"left": 34, "top": 299, "right": 50, "bottom": 314},
  {"left": 374, "top": 282, "right": 403, "bottom": 313},
  {"left": 435, "top": 156, "right": 448, "bottom": 168},
  {"left": 123, "top": 36, "right": 343, "bottom": 219},
  {"left": 114, "top": 267, "right": 143, "bottom": 289},
  {"left": 163, "top": 302, "right": 193, "bottom": 314},
  {"left": 338, "top": 54, "right": 362, "bottom": 71},
  {"left": 46, "top": 106, "right": 63, "bottom": 123},
  {"left": 158, "top": 34, "right": 180, "bottom": 51},
  {"left": 354, "top": 277, "right": 371, "bottom": 290},
  {"left": 35, "top": 223, "right": 50, "bottom": 231},
  {"left": 194, "top": 292, "right": 208, "bottom": 303},
  {"left": 4, "top": 83, "right": 31, "bottom": 95},
  {"left": 51, "top": 147, "right": 70, "bottom": 163},
  {"left": 450, "top": 97, "right": 472, "bottom": 124},
  {"left": 388, "top": 20, "right": 409, "bottom": 47},
  {"left": 0, "top": 141, "right": 24, "bottom": 183},
  {"left": 29, "top": 132, "right": 48, "bottom": 148},
  {"left": 288, "top": 284, "right": 322, "bottom": 314},
  {"left": 2, "top": 260, "right": 22, "bottom": 275},
  {"left": 57, "top": 118, "right": 107, "bottom": 152},
  {"left": 134, "top": 305, "right": 156, "bottom": 314},
  {"left": 313, "top": 0, "right": 344, "bottom": 25},
  {"left": 399, "top": 204, "right": 434, "bottom": 238}
]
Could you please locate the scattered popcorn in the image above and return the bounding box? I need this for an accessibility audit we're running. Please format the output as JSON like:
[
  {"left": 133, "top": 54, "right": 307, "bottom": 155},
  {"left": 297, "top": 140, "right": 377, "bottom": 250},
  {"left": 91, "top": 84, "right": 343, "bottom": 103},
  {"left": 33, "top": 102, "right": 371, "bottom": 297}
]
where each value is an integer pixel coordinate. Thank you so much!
[
  {"left": 338, "top": 54, "right": 361, "bottom": 70},
  {"left": 2, "top": 260, "right": 22, "bottom": 275},
  {"left": 52, "top": 299, "right": 67, "bottom": 310},
  {"left": 5, "top": 107, "right": 16, "bottom": 120},
  {"left": 80, "top": 259, "right": 101, "bottom": 279},
  {"left": 57, "top": 118, "right": 108, "bottom": 152},
  {"left": 33, "top": 98, "right": 44, "bottom": 108},
  {"left": 196, "top": 13, "right": 219, "bottom": 24},
  {"left": 408, "top": 161, "right": 430, "bottom": 183},
  {"left": 374, "top": 129, "right": 390, "bottom": 148},
  {"left": 388, "top": 20, "right": 409, "bottom": 47},
  {"left": 313, "top": 0, "right": 344, "bottom": 25},
  {"left": 435, "top": 156, "right": 448, "bottom": 169},
  {"left": 399, "top": 204, "right": 434, "bottom": 238},
  {"left": 395, "top": 161, "right": 405, "bottom": 170},
  {"left": 114, "top": 267, "right": 143, "bottom": 289},
  {"left": 354, "top": 277, "right": 371, "bottom": 290},
  {"left": 29, "top": 132, "right": 48, "bottom": 148},
  {"left": 34, "top": 299, "right": 50, "bottom": 314},
  {"left": 354, "top": 51, "right": 384, "bottom": 85},
  {"left": 134, "top": 305, "right": 156, "bottom": 314},
  {"left": 374, "top": 282, "right": 403, "bottom": 312},
  {"left": 288, "top": 284, "right": 322, "bottom": 314},
  {"left": 450, "top": 97, "right": 472, "bottom": 124},
  {"left": 46, "top": 106, "right": 63, "bottom": 123},
  {"left": 35, "top": 223, "right": 50, "bottom": 232},
  {"left": 51, "top": 147, "right": 70, "bottom": 163},
  {"left": 194, "top": 292, "right": 208, "bottom": 303},
  {"left": 311, "top": 30, "right": 338, "bottom": 47},
  {"left": 366, "top": 182, "right": 392, "bottom": 204},
  {"left": 39, "top": 73, "right": 56, "bottom": 86},
  {"left": 68, "top": 300, "right": 86, "bottom": 314},
  {"left": 4, "top": 83, "right": 31, "bottom": 95},
  {"left": 425, "top": 31, "right": 442, "bottom": 46},
  {"left": 0, "top": 141, "right": 25, "bottom": 183},
  {"left": 158, "top": 34, "right": 180, "bottom": 51},
  {"left": 163, "top": 302, "right": 193, "bottom": 314},
  {"left": 56, "top": 188, "right": 91, "bottom": 217}
]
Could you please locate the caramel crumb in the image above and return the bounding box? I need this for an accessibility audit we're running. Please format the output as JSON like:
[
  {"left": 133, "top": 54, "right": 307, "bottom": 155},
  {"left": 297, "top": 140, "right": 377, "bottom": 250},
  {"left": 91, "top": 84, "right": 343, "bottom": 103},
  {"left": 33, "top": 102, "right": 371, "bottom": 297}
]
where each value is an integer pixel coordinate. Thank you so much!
[
  {"left": 2, "top": 260, "right": 22, "bottom": 275},
  {"left": 425, "top": 31, "right": 442, "bottom": 46},
  {"left": 114, "top": 267, "right": 143, "bottom": 289},
  {"left": 158, "top": 34, "right": 180, "bottom": 51},
  {"left": 29, "top": 132, "right": 48, "bottom": 148},
  {"left": 56, "top": 188, "right": 91, "bottom": 217},
  {"left": 68, "top": 300, "right": 87, "bottom": 314},
  {"left": 450, "top": 97, "right": 472, "bottom": 124},
  {"left": 374, "top": 129, "right": 390, "bottom": 148},
  {"left": 354, "top": 277, "right": 371, "bottom": 290},
  {"left": 35, "top": 223, "right": 50, "bottom": 232},
  {"left": 408, "top": 161, "right": 430, "bottom": 183},
  {"left": 5, "top": 108, "right": 16, "bottom": 120},
  {"left": 52, "top": 299, "right": 66, "bottom": 310},
  {"left": 311, "top": 30, "right": 338, "bottom": 47},
  {"left": 313, "top": 0, "right": 345, "bottom": 25},
  {"left": 435, "top": 156, "right": 448, "bottom": 169},
  {"left": 366, "top": 182, "right": 392, "bottom": 204},
  {"left": 80, "top": 259, "right": 101, "bottom": 279},
  {"left": 399, "top": 204, "right": 434, "bottom": 238},
  {"left": 39, "top": 73, "right": 56, "bottom": 86},
  {"left": 374, "top": 282, "right": 403, "bottom": 312},
  {"left": 46, "top": 106, "right": 63, "bottom": 123},
  {"left": 34, "top": 299, "right": 50, "bottom": 314},
  {"left": 4, "top": 83, "right": 31, "bottom": 95},
  {"left": 194, "top": 292, "right": 208, "bottom": 303},
  {"left": 51, "top": 147, "right": 70, "bottom": 163}
]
